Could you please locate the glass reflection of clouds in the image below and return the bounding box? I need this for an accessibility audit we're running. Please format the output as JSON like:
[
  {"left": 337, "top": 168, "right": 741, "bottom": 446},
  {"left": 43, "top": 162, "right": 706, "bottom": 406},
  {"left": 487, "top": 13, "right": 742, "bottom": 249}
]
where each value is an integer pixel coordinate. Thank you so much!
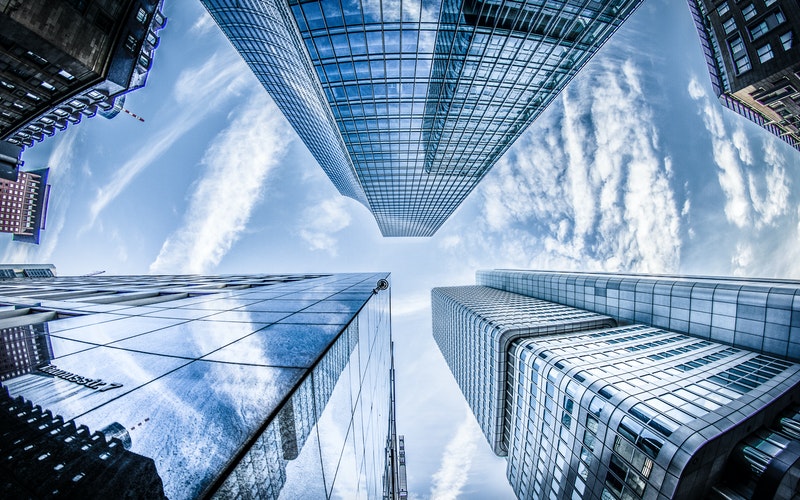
[
  {"left": 202, "top": 0, "right": 641, "bottom": 236},
  {"left": 77, "top": 361, "right": 306, "bottom": 499},
  {"left": 0, "top": 273, "right": 395, "bottom": 498}
]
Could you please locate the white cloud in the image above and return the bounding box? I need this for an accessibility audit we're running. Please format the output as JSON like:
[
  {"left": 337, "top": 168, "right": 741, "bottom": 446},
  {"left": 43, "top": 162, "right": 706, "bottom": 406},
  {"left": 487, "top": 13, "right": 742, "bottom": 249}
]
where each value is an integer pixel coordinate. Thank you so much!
[
  {"left": 465, "top": 57, "right": 682, "bottom": 274},
  {"left": 393, "top": 291, "right": 430, "bottom": 317},
  {"left": 687, "top": 76, "right": 751, "bottom": 228},
  {"left": 687, "top": 77, "right": 705, "bottom": 100},
  {"left": 731, "top": 242, "right": 753, "bottom": 276},
  {"left": 3, "top": 132, "right": 80, "bottom": 264},
  {"left": 429, "top": 411, "right": 479, "bottom": 500},
  {"left": 732, "top": 126, "right": 753, "bottom": 165},
  {"left": 687, "top": 75, "right": 793, "bottom": 232},
  {"left": 84, "top": 52, "right": 255, "bottom": 231},
  {"left": 149, "top": 93, "right": 291, "bottom": 274},
  {"left": 438, "top": 234, "right": 462, "bottom": 250},
  {"left": 684, "top": 75, "right": 798, "bottom": 278},
  {"left": 190, "top": 9, "right": 216, "bottom": 36},
  {"left": 747, "top": 137, "right": 791, "bottom": 228},
  {"left": 297, "top": 197, "right": 353, "bottom": 256}
]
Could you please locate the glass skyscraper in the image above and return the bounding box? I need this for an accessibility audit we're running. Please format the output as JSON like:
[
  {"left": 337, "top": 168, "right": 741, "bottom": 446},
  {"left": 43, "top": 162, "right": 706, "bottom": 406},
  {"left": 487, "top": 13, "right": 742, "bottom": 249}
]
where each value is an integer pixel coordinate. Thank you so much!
[
  {"left": 201, "top": 0, "right": 642, "bottom": 236},
  {"left": 433, "top": 270, "right": 800, "bottom": 499},
  {"left": 0, "top": 272, "right": 402, "bottom": 499}
]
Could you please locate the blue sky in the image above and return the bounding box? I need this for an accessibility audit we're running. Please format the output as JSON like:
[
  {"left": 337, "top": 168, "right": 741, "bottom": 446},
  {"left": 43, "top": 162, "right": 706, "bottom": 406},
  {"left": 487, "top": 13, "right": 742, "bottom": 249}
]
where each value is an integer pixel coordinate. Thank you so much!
[{"left": 4, "top": 0, "right": 800, "bottom": 497}]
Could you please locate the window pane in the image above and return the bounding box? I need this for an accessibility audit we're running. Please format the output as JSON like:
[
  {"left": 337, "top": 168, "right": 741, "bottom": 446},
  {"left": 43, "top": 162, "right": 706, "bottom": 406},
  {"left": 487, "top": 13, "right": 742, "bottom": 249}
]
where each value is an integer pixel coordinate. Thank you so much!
[
  {"left": 742, "top": 4, "right": 756, "bottom": 21},
  {"left": 757, "top": 43, "right": 774, "bottom": 62},
  {"left": 750, "top": 21, "right": 768, "bottom": 39},
  {"left": 780, "top": 31, "right": 794, "bottom": 50},
  {"left": 723, "top": 17, "right": 736, "bottom": 34}
]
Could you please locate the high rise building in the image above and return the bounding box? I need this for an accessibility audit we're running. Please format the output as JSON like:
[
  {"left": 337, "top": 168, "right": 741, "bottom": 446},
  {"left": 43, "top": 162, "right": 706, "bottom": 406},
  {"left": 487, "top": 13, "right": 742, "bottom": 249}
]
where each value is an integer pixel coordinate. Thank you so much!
[
  {"left": 433, "top": 271, "right": 800, "bottom": 499},
  {"left": 0, "top": 168, "right": 50, "bottom": 244},
  {"left": 478, "top": 270, "right": 800, "bottom": 360},
  {"left": 0, "top": 272, "right": 403, "bottom": 499},
  {"left": 384, "top": 343, "right": 409, "bottom": 500},
  {"left": 688, "top": 0, "right": 800, "bottom": 152},
  {"left": 201, "top": 0, "right": 642, "bottom": 236},
  {"left": 0, "top": 0, "right": 166, "bottom": 152}
]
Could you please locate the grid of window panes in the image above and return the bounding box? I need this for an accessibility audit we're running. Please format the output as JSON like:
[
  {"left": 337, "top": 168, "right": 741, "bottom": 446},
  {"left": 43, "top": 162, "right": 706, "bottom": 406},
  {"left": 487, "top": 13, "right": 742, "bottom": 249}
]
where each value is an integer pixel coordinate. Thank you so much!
[
  {"left": 0, "top": 171, "right": 42, "bottom": 234},
  {"left": 432, "top": 285, "right": 614, "bottom": 454},
  {"left": 203, "top": 0, "right": 641, "bottom": 236},
  {"left": 478, "top": 270, "right": 800, "bottom": 361},
  {"left": 702, "top": 0, "right": 792, "bottom": 78},
  {"left": 504, "top": 323, "right": 800, "bottom": 499},
  {"left": 528, "top": 325, "right": 797, "bottom": 428},
  {"left": 200, "top": 0, "right": 369, "bottom": 207},
  {"left": 216, "top": 284, "right": 393, "bottom": 498},
  {"left": 0, "top": 272, "right": 393, "bottom": 499},
  {"left": 0, "top": 323, "right": 52, "bottom": 381},
  {"left": 505, "top": 345, "right": 581, "bottom": 499}
]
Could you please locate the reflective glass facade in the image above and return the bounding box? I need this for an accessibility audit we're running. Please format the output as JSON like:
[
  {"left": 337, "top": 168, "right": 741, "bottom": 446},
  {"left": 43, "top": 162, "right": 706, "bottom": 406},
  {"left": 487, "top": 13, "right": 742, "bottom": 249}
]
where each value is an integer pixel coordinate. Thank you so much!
[
  {"left": 201, "top": 0, "right": 642, "bottom": 236},
  {"left": 433, "top": 274, "right": 800, "bottom": 499},
  {"left": 0, "top": 272, "right": 395, "bottom": 498}
]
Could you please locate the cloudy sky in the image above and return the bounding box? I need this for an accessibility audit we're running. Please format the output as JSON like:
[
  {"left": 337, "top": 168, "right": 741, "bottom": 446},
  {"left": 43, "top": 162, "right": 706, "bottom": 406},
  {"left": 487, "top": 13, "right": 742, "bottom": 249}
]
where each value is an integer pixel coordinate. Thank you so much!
[{"left": 4, "top": 0, "right": 800, "bottom": 497}]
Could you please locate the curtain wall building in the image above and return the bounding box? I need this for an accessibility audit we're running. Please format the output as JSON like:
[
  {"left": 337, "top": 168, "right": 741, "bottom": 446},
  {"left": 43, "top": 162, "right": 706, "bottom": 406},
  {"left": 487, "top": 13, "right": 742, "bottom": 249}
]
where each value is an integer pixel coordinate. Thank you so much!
[
  {"left": 688, "top": 0, "right": 800, "bottom": 152},
  {"left": 0, "top": 272, "right": 403, "bottom": 499},
  {"left": 200, "top": 0, "right": 642, "bottom": 237},
  {"left": 433, "top": 271, "right": 800, "bottom": 499}
]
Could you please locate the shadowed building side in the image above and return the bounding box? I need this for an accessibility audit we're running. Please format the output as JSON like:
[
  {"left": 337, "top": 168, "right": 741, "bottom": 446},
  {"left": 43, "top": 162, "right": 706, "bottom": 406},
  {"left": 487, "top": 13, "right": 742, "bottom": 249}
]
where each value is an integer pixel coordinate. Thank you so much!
[
  {"left": 687, "top": 0, "right": 800, "bottom": 152},
  {"left": 0, "top": 0, "right": 166, "bottom": 153}
]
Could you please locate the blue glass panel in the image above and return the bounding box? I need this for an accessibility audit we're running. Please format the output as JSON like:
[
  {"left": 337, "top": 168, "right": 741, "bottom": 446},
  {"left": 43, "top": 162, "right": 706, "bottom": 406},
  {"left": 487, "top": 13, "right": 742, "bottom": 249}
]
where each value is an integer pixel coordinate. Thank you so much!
[
  {"left": 110, "top": 320, "right": 267, "bottom": 357},
  {"left": 301, "top": 2, "right": 325, "bottom": 29},
  {"left": 46, "top": 313, "right": 125, "bottom": 333},
  {"left": 203, "top": 323, "right": 342, "bottom": 367},
  {"left": 331, "top": 33, "right": 350, "bottom": 57},
  {"left": 349, "top": 32, "right": 367, "bottom": 55},
  {"left": 51, "top": 316, "right": 183, "bottom": 344},
  {"left": 324, "top": 63, "right": 340, "bottom": 81},
  {"left": 240, "top": 299, "right": 319, "bottom": 312},
  {"left": 342, "top": 0, "right": 362, "bottom": 24},
  {"left": 291, "top": 4, "right": 308, "bottom": 31},
  {"left": 321, "top": 0, "right": 344, "bottom": 27},
  {"left": 366, "top": 31, "right": 383, "bottom": 53},
  {"left": 3, "top": 346, "right": 189, "bottom": 418},
  {"left": 314, "top": 36, "right": 334, "bottom": 58}
]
